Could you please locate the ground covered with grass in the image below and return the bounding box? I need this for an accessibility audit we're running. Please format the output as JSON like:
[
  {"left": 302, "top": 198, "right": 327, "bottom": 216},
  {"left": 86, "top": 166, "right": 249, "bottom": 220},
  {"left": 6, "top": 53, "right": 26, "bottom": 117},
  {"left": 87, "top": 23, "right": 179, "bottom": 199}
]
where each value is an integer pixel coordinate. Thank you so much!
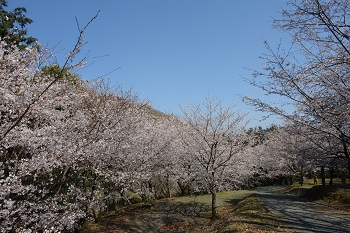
[
  {"left": 283, "top": 179, "right": 350, "bottom": 209},
  {"left": 80, "top": 190, "right": 284, "bottom": 233},
  {"left": 80, "top": 182, "right": 350, "bottom": 232},
  {"left": 303, "top": 184, "right": 350, "bottom": 210}
]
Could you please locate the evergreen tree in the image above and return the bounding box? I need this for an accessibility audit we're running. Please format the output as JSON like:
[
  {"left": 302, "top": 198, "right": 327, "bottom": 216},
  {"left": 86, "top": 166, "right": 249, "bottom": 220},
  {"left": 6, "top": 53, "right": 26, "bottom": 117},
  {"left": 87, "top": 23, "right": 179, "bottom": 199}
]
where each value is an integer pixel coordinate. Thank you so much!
[{"left": 0, "top": 0, "right": 36, "bottom": 48}]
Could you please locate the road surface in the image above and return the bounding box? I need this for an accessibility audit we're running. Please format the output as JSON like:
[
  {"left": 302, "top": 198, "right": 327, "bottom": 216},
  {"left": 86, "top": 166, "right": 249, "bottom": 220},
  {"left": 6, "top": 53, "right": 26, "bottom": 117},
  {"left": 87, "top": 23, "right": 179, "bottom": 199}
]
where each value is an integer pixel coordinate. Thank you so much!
[{"left": 256, "top": 187, "right": 350, "bottom": 233}]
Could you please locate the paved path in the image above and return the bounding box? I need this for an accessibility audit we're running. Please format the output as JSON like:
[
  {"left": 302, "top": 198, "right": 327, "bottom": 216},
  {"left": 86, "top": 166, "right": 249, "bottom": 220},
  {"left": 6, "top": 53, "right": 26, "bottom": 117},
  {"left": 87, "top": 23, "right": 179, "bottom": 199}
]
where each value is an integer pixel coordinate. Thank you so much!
[{"left": 255, "top": 188, "right": 350, "bottom": 233}]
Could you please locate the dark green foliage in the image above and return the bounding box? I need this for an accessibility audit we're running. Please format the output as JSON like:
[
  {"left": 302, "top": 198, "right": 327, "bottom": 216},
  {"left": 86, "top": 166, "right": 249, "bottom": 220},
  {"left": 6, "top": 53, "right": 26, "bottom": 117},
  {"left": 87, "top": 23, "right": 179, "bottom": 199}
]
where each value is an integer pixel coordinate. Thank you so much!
[
  {"left": 128, "top": 193, "right": 143, "bottom": 204},
  {"left": 41, "top": 64, "right": 81, "bottom": 85},
  {"left": 246, "top": 125, "right": 278, "bottom": 146},
  {"left": 0, "top": 0, "right": 36, "bottom": 48}
]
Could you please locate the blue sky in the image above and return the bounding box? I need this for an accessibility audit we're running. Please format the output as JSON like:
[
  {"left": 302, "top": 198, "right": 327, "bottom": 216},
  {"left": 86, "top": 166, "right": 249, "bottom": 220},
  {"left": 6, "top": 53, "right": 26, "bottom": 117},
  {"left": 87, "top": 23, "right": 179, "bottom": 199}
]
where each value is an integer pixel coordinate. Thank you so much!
[{"left": 10, "top": 1, "right": 292, "bottom": 128}]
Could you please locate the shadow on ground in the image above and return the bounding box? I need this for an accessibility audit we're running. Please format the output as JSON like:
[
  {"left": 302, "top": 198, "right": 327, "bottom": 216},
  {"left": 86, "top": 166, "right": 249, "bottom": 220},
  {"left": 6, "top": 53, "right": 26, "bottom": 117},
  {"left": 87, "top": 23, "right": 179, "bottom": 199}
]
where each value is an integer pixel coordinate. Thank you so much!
[
  {"left": 255, "top": 191, "right": 350, "bottom": 233},
  {"left": 81, "top": 200, "right": 212, "bottom": 233},
  {"left": 81, "top": 186, "right": 350, "bottom": 232}
]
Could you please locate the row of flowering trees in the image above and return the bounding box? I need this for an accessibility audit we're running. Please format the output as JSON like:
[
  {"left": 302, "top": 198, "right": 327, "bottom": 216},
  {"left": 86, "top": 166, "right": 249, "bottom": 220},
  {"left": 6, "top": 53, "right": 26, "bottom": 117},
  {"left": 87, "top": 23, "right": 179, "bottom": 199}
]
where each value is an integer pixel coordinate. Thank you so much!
[
  {"left": 5, "top": 0, "right": 350, "bottom": 230},
  {"left": 0, "top": 36, "right": 293, "bottom": 231},
  {"left": 245, "top": 0, "right": 350, "bottom": 183}
]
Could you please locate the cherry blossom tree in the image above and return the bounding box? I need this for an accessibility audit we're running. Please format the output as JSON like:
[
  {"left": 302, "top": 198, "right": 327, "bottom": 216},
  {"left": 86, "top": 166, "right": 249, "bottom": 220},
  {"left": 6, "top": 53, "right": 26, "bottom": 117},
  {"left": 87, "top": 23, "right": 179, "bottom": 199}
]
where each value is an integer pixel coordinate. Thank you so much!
[
  {"left": 280, "top": 123, "right": 348, "bottom": 185},
  {"left": 180, "top": 97, "right": 250, "bottom": 219},
  {"left": 176, "top": 125, "right": 200, "bottom": 196},
  {"left": 245, "top": 0, "right": 350, "bottom": 181},
  {"left": 0, "top": 36, "right": 149, "bottom": 229},
  {"left": 0, "top": 12, "right": 134, "bottom": 231},
  {"left": 144, "top": 116, "right": 183, "bottom": 199},
  {"left": 0, "top": 40, "right": 89, "bottom": 231},
  {"left": 115, "top": 111, "right": 186, "bottom": 202},
  {"left": 267, "top": 125, "right": 321, "bottom": 185}
]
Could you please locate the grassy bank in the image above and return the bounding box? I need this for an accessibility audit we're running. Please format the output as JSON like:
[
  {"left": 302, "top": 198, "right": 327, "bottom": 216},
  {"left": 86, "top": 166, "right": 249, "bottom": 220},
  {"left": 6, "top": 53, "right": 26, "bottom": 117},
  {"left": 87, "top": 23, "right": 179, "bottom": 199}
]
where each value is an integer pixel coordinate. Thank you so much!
[
  {"left": 282, "top": 179, "right": 350, "bottom": 210},
  {"left": 304, "top": 184, "right": 350, "bottom": 209}
]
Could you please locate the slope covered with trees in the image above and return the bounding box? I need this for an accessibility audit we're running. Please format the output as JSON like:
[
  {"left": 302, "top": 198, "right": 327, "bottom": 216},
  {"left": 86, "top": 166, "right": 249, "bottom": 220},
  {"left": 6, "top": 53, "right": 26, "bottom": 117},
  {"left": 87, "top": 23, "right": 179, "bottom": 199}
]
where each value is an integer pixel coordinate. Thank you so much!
[
  {"left": 4, "top": 0, "right": 350, "bottom": 232},
  {"left": 0, "top": 35, "right": 287, "bottom": 230},
  {"left": 0, "top": 11, "right": 289, "bottom": 233}
]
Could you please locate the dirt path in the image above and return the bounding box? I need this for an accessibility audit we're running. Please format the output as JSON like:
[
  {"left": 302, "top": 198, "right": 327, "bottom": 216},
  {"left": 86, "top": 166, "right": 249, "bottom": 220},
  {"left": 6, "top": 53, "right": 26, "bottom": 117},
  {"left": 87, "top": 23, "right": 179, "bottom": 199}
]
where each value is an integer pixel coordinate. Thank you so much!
[{"left": 255, "top": 188, "right": 350, "bottom": 233}]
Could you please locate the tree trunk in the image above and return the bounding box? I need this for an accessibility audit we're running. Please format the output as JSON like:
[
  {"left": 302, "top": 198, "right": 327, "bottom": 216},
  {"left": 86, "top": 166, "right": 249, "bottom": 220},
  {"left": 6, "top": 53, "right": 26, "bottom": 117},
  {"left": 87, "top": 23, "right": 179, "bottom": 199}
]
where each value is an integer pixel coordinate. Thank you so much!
[
  {"left": 321, "top": 166, "right": 326, "bottom": 186},
  {"left": 90, "top": 174, "right": 99, "bottom": 222},
  {"left": 187, "top": 182, "right": 191, "bottom": 196},
  {"left": 348, "top": 160, "right": 350, "bottom": 184},
  {"left": 56, "top": 164, "right": 72, "bottom": 195},
  {"left": 329, "top": 167, "right": 334, "bottom": 185},
  {"left": 211, "top": 190, "right": 217, "bottom": 219},
  {"left": 148, "top": 181, "right": 155, "bottom": 199},
  {"left": 166, "top": 174, "right": 171, "bottom": 198},
  {"left": 177, "top": 181, "right": 186, "bottom": 196},
  {"left": 340, "top": 135, "right": 350, "bottom": 183}
]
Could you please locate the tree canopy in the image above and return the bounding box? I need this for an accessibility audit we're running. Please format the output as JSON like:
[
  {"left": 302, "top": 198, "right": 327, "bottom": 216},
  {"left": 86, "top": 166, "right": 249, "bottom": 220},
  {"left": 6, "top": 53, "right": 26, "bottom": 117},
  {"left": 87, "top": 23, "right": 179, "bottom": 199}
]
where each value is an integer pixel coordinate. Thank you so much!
[
  {"left": 245, "top": 0, "right": 350, "bottom": 182},
  {"left": 0, "top": 0, "right": 36, "bottom": 48}
]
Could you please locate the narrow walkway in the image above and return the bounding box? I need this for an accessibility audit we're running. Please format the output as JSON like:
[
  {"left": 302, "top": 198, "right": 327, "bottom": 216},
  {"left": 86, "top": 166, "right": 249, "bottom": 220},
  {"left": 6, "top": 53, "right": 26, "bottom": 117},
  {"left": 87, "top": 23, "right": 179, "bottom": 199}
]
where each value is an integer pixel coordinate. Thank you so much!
[{"left": 256, "top": 190, "right": 350, "bottom": 233}]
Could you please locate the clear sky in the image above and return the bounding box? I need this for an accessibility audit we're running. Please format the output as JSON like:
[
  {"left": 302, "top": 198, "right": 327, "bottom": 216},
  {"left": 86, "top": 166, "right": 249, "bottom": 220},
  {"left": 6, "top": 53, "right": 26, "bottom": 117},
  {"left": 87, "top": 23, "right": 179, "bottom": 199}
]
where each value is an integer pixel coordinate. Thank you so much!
[{"left": 9, "top": 1, "right": 292, "bottom": 128}]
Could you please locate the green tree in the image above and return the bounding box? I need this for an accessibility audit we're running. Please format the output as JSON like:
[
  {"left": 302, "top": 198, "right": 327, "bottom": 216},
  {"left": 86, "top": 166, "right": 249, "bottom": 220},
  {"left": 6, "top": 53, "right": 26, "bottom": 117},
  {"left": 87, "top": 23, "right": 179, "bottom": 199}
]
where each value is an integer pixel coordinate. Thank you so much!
[
  {"left": 0, "top": 0, "right": 36, "bottom": 48},
  {"left": 41, "top": 64, "right": 82, "bottom": 85}
]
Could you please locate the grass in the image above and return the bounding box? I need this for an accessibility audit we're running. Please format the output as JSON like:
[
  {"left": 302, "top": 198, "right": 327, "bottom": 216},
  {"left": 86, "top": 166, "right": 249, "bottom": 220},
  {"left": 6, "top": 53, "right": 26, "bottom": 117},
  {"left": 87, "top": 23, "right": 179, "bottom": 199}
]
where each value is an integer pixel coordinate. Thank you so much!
[
  {"left": 229, "top": 195, "right": 283, "bottom": 232},
  {"left": 173, "top": 190, "right": 254, "bottom": 206},
  {"left": 280, "top": 179, "right": 316, "bottom": 196},
  {"left": 183, "top": 193, "right": 284, "bottom": 233},
  {"left": 80, "top": 189, "right": 285, "bottom": 233},
  {"left": 304, "top": 184, "right": 350, "bottom": 209},
  {"left": 80, "top": 181, "right": 350, "bottom": 232},
  {"left": 281, "top": 178, "right": 350, "bottom": 210}
]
